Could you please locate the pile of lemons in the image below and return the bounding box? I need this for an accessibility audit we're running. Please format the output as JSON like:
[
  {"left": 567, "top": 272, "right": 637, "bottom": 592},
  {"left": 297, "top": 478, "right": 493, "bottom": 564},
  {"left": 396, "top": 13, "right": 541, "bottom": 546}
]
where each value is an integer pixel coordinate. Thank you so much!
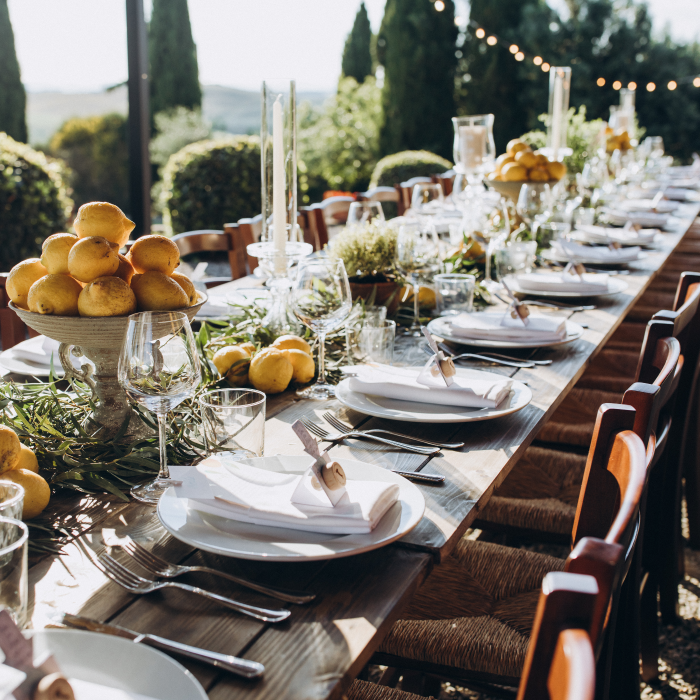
[
  {"left": 6, "top": 202, "right": 198, "bottom": 317},
  {"left": 0, "top": 425, "right": 50, "bottom": 520},
  {"left": 212, "top": 335, "right": 316, "bottom": 395},
  {"left": 488, "top": 139, "right": 567, "bottom": 183},
  {"left": 605, "top": 127, "right": 632, "bottom": 153}
]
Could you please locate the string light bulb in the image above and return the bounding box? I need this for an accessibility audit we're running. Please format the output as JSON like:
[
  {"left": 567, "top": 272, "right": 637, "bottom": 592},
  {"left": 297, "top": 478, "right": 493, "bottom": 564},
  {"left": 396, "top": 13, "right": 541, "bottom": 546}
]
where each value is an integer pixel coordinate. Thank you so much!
[
  {"left": 475, "top": 27, "right": 485, "bottom": 39},
  {"left": 541, "top": 63, "right": 550, "bottom": 72},
  {"left": 628, "top": 82, "right": 637, "bottom": 90},
  {"left": 647, "top": 82, "right": 656, "bottom": 92},
  {"left": 597, "top": 77, "right": 605, "bottom": 86},
  {"left": 486, "top": 35, "right": 497, "bottom": 46},
  {"left": 509, "top": 44, "right": 519, "bottom": 54},
  {"left": 533, "top": 56, "right": 543, "bottom": 66},
  {"left": 694, "top": 77, "right": 700, "bottom": 87},
  {"left": 434, "top": 0, "right": 445, "bottom": 10},
  {"left": 668, "top": 80, "right": 677, "bottom": 90},
  {"left": 612, "top": 80, "right": 622, "bottom": 90},
  {"left": 515, "top": 52, "right": 525, "bottom": 61}
]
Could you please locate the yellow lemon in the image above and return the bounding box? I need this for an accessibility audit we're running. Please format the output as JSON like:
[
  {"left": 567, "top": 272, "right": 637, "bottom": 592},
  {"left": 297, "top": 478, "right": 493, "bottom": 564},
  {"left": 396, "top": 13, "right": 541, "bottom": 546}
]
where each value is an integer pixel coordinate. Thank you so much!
[
  {"left": 171, "top": 272, "right": 197, "bottom": 305},
  {"left": 547, "top": 161, "right": 567, "bottom": 181},
  {"left": 501, "top": 162, "right": 528, "bottom": 182},
  {"left": 78, "top": 276, "right": 137, "bottom": 317},
  {"left": 212, "top": 346, "right": 251, "bottom": 387},
  {"left": 67, "top": 236, "right": 120, "bottom": 283},
  {"left": 280, "top": 348, "right": 315, "bottom": 384},
  {"left": 0, "top": 425, "right": 21, "bottom": 473},
  {"left": 129, "top": 235, "right": 180, "bottom": 275},
  {"left": 515, "top": 149, "right": 538, "bottom": 169},
  {"left": 495, "top": 153, "right": 515, "bottom": 171},
  {"left": 1, "top": 469, "right": 50, "bottom": 519},
  {"left": 73, "top": 202, "right": 135, "bottom": 250},
  {"left": 6, "top": 259, "right": 48, "bottom": 309},
  {"left": 528, "top": 167, "right": 551, "bottom": 182},
  {"left": 28, "top": 274, "right": 82, "bottom": 316},
  {"left": 248, "top": 348, "right": 293, "bottom": 394},
  {"left": 130, "top": 271, "right": 189, "bottom": 311},
  {"left": 41, "top": 233, "right": 78, "bottom": 275},
  {"left": 239, "top": 342, "right": 256, "bottom": 356},
  {"left": 114, "top": 253, "right": 135, "bottom": 285},
  {"left": 271, "top": 335, "right": 313, "bottom": 356},
  {"left": 506, "top": 139, "right": 529, "bottom": 156},
  {"left": 14, "top": 444, "right": 39, "bottom": 473}
]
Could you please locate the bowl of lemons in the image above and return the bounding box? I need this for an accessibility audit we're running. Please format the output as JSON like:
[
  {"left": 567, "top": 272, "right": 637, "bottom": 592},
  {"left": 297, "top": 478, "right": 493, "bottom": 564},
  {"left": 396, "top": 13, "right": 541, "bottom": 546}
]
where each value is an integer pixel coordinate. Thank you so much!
[
  {"left": 486, "top": 139, "right": 567, "bottom": 201},
  {"left": 6, "top": 201, "right": 207, "bottom": 438}
]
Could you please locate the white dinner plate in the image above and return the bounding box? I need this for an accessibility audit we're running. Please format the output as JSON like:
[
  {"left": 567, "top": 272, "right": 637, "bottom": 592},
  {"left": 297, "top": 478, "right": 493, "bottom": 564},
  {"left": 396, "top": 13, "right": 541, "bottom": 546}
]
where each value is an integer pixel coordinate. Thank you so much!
[
  {"left": 541, "top": 247, "right": 645, "bottom": 266},
  {"left": 26, "top": 629, "right": 207, "bottom": 700},
  {"left": 0, "top": 338, "right": 64, "bottom": 377},
  {"left": 570, "top": 229, "right": 662, "bottom": 248},
  {"left": 335, "top": 368, "right": 532, "bottom": 423},
  {"left": 158, "top": 456, "right": 425, "bottom": 562},
  {"left": 505, "top": 275, "right": 629, "bottom": 299},
  {"left": 426, "top": 317, "right": 585, "bottom": 349}
]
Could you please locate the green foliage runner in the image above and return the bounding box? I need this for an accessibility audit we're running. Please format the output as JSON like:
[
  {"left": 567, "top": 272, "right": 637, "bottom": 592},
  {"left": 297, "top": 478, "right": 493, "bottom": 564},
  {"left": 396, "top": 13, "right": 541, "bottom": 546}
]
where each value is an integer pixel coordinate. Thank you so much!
[
  {"left": 0, "top": 0, "right": 27, "bottom": 143},
  {"left": 342, "top": 2, "right": 374, "bottom": 84}
]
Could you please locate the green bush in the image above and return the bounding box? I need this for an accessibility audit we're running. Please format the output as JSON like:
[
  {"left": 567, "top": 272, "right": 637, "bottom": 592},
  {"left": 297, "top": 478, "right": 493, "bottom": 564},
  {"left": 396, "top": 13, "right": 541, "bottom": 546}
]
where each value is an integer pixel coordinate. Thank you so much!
[
  {"left": 161, "top": 135, "right": 260, "bottom": 234},
  {"left": 0, "top": 133, "right": 73, "bottom": 271},
  {"left": 49, "top": 113, "right": 129, "bottom": 212},
  {"left": 369, "top": 150, "right": 452, "bottom": 188}
]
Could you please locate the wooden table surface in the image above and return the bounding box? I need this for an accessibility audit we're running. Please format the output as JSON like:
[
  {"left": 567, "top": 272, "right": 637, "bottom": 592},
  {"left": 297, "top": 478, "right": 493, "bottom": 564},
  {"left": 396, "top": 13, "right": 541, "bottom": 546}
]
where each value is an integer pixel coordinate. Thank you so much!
[{"left": 24, "top": 204, "right": 700, "bottom": 700}]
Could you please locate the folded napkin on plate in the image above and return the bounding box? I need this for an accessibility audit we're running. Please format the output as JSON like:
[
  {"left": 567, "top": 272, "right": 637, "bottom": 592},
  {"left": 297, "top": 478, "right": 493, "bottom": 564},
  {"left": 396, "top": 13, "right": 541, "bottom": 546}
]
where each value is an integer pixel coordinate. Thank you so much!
[
  {"left": 603, "top": 209, "right": 670, "bottom": 228},
  {"left": 69, "top": 678, "right": 161, "bottom": 700},
  {"left": 514, "top": 272, "right": 609, "bottom": 294},
  {"left": 345, "top": 363, "right": 512, "bottom": 408},
  {"left": 445, "top": 311, "right": 568, "bottom": 343},
  {"left": 574, "top": 224, "right": 657, "bottom": 245},
  {"left": 551, "top": 240, "right": 640, "bottom": 263},
  {"left": 10, "top": 335, "right": 60, "bottom": 366},
  {"left": 169, "top": 458, "right": 399, "bottom": 535},
  {"left": 617, "top": 198, "right": 678, "bottom": 213}
]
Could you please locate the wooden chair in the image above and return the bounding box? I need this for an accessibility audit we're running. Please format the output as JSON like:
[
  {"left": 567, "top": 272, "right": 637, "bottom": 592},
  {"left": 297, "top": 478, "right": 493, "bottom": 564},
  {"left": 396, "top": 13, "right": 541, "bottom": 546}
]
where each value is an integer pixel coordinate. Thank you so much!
[
  {"left": 356, "top": 186, "right": 400, "bottom": 204},
  {"left": 370, "top": 403, "right": 648, "bottom": 700},
  {"left": 395, "top": 177, "right": 433, "bottom": 216},
  {"left": 171, "top": 228, "right": 238, "bottom": 288},
  {"left": 226, "top": 216, "right": 262, "bottom": 279},
  {"left": 0, "top": 273, "right": 38, "bottom": 350},
  {"left": 304, "top": 196, "right": 355, "bottom": 249},
  {"left": 431, "top": 170, "right": 455, "bottom": 197}
]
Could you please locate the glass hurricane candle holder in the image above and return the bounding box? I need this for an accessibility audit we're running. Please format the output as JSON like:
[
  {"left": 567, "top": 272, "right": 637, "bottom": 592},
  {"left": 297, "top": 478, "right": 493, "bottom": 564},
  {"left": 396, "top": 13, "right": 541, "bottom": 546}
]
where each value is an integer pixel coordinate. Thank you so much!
[{"left": 452, "top": 114, "right": 495, "bottom": 185}]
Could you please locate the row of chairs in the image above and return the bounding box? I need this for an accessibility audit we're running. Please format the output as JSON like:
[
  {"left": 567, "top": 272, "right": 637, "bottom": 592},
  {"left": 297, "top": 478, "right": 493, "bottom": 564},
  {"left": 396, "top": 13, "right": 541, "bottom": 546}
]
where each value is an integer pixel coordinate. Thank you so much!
[{"left": 349, "top": 264, "right": 700, "bottom": 700}]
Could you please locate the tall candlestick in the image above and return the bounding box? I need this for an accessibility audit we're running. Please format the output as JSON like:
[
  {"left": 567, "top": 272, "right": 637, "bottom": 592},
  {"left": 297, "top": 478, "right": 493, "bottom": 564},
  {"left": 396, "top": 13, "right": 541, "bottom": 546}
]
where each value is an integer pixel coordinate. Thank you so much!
[
  {"left": 547, "top": 67, "right": 571, "bottom": 162},
  {"left": 272, "top": 96, "right": 286, "bottom": 273},
  {"left": 551, "top": 75, "right": 563, "bottom": 161},
  {"left": 459, "top": 125, "right": 486, "bottom": 170}
]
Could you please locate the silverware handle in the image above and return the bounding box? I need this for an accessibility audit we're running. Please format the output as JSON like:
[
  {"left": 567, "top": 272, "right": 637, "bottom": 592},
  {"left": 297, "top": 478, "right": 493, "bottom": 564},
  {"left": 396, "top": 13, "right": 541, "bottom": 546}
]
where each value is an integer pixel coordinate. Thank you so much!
[
  {"left": 171, "top": 582, "right": 291, "bottom": 622},
  {"left": 367, "top": 430, "right": 463, "bottom": 449},
  {"left": 392, "top": 470, "right": 445, "bottom": 483},
  {"left": 143, "top": 634, "right": 264, "bottom": 678},
  {"left": 186, "top": 566, "right": 315, "bottom": 604},
  {"left": 346, "top": 432, "right": 438, "bottom": 454},
  {"left": 455, "top": 354, "right": 533, "bottom": 368}
]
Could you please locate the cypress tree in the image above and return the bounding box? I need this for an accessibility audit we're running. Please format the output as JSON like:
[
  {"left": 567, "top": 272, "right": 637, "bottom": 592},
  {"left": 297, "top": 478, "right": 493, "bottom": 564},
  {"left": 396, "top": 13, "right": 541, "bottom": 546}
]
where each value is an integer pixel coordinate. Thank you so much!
[
  {"left": 149, "top": 0, "right": 201, "bottom": 117},
  {"left": 377, "top": 0, "right": 458, "bottom": 159},
  {"left": 342, "top": 3, "right": 374, "bottom": 83},
  {"left": 0, "top": 0, "right": 27, "bottom": 143}
]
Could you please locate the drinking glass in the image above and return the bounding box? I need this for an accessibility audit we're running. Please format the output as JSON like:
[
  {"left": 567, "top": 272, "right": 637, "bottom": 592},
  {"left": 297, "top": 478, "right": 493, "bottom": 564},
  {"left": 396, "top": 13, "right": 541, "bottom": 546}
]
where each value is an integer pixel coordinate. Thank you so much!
[
  {"left": 396, "top": 223, "right": 442, "bottom": 336},
  {"left": 0, "top": 482, "right": 23, "bottom": 520},
  {"left": 537, "top": 222, "right": 571, "bottom": 248},
  {"left": 411, "top": 183, "right": 444, "bottom": 217},
  {"left": 346, "top": 320, "right": 396, "bottom": 365},
  {"left": 291, "top": 257, "right": 353, "bottom": 400},
  {"left": 434, "top": 273, "right": 475, "bottom": 316},
  {"left": 119, "top": 311, "right": 201, "bottom": 503},
  {"left": 347, "top": 201, "right": 385, "bottom": 227},
  {"left": 468, "top": 197, "right": 510, "bottom": 288},
  {"left": 452, "top": 114, "right": 496, "bottom": 183},
  {"left": 517, "top": 183, "right": 553, "bottom": 232},
  {"left": 0, "top": 517, "right": 28, "bottom": 628},
  {"left": 495, "top": 241, "right": 537, "bottom": 281},
  {"left": 363, "top": 306, "right": 387, "bottom": 327},
  {"left": 199, "top": 389, "right": 266, "bottom": 459}
]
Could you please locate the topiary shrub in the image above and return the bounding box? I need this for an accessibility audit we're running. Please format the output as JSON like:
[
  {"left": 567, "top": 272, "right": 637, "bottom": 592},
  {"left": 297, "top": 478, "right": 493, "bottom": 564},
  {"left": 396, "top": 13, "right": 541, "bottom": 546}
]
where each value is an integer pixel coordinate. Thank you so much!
[
  {"left": 161, "top": 135, "right": 261, "bottom": 234},
  {"left": 369, "top": 150, "right": 452, "bottom": 188},
  {"left": 0, "top": 133, "right": 73, "bottom": 271}
]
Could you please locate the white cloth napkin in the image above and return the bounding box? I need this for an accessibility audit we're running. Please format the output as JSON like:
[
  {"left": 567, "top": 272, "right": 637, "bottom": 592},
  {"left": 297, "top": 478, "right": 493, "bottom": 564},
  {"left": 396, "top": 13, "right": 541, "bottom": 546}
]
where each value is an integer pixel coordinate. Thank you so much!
[
  {"left": 603, "top": 209, "right": 670, "bottom": 228},
  {"left": 551, "top": 240, "right": 641, "bottom": 263},
  {"left": 445, "top": 311, "right": 568, "bottom": 343},
  {"left": 617, "top": 198, "right": 678, "bottom": 213},
  {"left": 11, "top": 335, "right": 60, "bottom": 366},
  {"left": 169, "top": 458, "right": 399, "bottom": 535},
  {"left": 69, "top": 678, "right": 160, "bottom": 700},
  {"left": 514, "top": 272, "right": 609, "bottom": 294},
  {"left": 345, "top": 363, "right": 512, "bottom": 408},
  {"left": 574, "top": 224, "right": 657, "bottom": 246}
]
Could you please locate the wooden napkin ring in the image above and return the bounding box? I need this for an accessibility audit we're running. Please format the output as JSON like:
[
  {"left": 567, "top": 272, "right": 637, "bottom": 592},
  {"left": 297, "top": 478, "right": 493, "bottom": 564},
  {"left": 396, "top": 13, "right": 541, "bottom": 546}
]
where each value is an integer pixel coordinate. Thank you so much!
[
  {"left": 608, "top": 241, "right": 621, "bottom": 250},
  {"left": 439, "top": 357, "right": 456, "bottom": 378},
  {"left": 322, "top": 462, "right": 346, "bottom": 490},
  {"left": 34, "top": 673, "right": 75, "bottom": 700},
  {"left": 574, "top": 263, "right": 586, "bottom": 275},
  {"left": 511, "top": 304, "right": 530, "bottom": 320}
]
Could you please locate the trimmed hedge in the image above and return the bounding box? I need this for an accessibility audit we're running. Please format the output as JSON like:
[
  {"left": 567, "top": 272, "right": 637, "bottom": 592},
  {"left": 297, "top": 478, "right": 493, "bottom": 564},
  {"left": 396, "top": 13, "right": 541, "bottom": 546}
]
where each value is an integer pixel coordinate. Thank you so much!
[
  {"left": 369, "top": 150, "right": 452, "bottom": 188},
  {"left": 161, "top": 135, "right": 261, "bottom": 235},
  {"left": 0, "top": 133, "right": 73, "bottom": 271}
]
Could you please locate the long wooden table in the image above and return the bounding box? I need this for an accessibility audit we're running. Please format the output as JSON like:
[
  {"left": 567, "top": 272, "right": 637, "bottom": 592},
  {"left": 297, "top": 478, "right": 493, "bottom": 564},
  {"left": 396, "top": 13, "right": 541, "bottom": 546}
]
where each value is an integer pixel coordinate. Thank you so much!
[{"left": 24, "top": 203, "right": 700, "bottom": 700}]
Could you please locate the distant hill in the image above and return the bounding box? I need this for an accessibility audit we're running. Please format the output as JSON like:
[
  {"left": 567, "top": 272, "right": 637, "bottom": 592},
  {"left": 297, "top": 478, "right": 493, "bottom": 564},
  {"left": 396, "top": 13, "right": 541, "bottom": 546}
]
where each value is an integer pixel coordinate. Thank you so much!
[{"left": 26, "top": 84, "right": 329, "bottom": 146}]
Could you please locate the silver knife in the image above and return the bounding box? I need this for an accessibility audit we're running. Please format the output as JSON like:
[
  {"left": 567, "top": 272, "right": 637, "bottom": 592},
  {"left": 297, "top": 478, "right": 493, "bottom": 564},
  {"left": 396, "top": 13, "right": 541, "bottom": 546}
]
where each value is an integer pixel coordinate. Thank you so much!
[{"left": 52, "top": 612, "right": 264, "bottom": 679}]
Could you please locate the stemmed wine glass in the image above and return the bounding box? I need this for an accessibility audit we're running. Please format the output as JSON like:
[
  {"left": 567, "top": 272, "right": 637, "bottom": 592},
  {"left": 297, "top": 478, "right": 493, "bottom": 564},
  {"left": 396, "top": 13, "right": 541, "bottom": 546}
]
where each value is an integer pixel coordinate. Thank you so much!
[
  {"left": 411, "top": 183, "right": 444, "bottom": 219},
  {"left": 291, "top": 257, "right": 352, "bottom": 400},
  {"left": 517, "top": 183, "right": 553, "bottom": 239},
  {"left": 467, "top": 196, "right": 510, "bottom": 289},
  {"left": 347, "top": 201, "right": 385, "bottom": 227},
  {"left": 395, "top": 222, "right": 442, "bottom": 337},
  {"left": 118, "top": 311, "right": 201, "bottom": 504}
]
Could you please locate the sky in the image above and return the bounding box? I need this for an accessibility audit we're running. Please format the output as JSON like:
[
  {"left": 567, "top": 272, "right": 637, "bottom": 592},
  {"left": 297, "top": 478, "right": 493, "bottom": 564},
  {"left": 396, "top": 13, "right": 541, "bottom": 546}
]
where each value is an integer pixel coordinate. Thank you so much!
[{"left": 7, "top": 0, "right": 700, "bottom": 94}]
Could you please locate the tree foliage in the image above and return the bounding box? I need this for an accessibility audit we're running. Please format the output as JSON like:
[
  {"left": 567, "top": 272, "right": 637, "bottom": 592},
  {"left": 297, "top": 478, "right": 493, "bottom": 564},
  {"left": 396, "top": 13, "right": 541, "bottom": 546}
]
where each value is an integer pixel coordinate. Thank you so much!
[
  {"left": 0, "top": 0, "right": 27, "bottom": 143},
  {"left": 149, "top": 0, "right": 201, "bottom": 118},
  {"left": 377, "top": 0, "right": 458, "bottom": 159},
  {"left": 369, "top": 149, "right": 452, "bottom": 188},
  {"left": 342, "top": 2, "right": 374, "bottom": 83}
]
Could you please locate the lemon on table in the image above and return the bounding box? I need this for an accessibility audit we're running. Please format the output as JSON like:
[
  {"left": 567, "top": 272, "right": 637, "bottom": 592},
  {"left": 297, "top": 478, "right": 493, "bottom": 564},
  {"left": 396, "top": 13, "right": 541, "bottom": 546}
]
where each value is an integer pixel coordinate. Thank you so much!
[
  {"left": 239, "top": 342, "right": 256, "bottom": 356},
  {"left": 547, "top": 161, "right": 567, "bottom": 181},
  {"left": 131, "top": 271, "right": 189, "bottom": 311},
  {"left": 67, "top": 236, "right": 120, "bottom": 283},
  {"left": 0, "top": 425, "right": 21, "bottom": 474},
  {"left": 280, "top": 348, "right": 315, "bottom": 384},
  {"left": 501, "top": 162, "right": 528, "bottom": 182},
  {"left": 515, "top": 149, "right": 537, "bottom": 169},
  {"left": 15, "top": 444, "right": 39, "bottom": 473},
  {"left": 114, "top": 253, "right": 135, "bottom": 285},
  {"left": 271, "top": 335, "right": 313, "bottom": 356},
  {"left": 73, "top": 202, "right": 135, "bottom": 250},
  {"left": 2, "top": 469, "right": 50, "bottom": 519},
  {"left": 78, "top": 276, "right": 137, "bottom": 317},
  {"left": 506, "top": 139, "right": 529, "bottom": 156},
  {"left": 28, "top": 274, "right": 82, "bottom": 316},
  {"left": 6, "top": 258, "right": 48, "bottom": 309},
  {"left": 129, "top": 235, "right": 180, "bottom": 275},
  {"left": 171, "top": 272, "right": 197, "bottom": 305},
  {"left": 212, "top": 346, "right": 251, "bottom": 387},
  {"left": 249, "top": 348, "right": 293, "bottom": 394},
  {"left": 41, "top": 233, "right": 78, "bottom": 275}
]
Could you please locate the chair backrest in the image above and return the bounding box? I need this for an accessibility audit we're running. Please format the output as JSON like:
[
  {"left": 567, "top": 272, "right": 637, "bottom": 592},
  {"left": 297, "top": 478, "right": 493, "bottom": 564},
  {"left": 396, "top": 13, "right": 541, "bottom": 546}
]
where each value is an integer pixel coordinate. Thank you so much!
[
  {"left": 517, "top": 571, "right": 598, "bottom": 700},
  {"left": 304, "top": 196, "right": 355, "bottom": 250},
  {"left": 432, "top": 170, "right": 455, "bottom": 196},
  {"left": 395, "top": 177, "right": 433, "bottom": 215},
  {"left": 228, "top": 216, "right": 263, "bottom": 279},
  {"left": 356, "top": 186, "right": 400, "bottom": 203},
  {"left": 171, "top": 229, "right": 237, "bottom": 288},
  {"left": 0, "top": 273, "right": 32, "bottom": 350}
]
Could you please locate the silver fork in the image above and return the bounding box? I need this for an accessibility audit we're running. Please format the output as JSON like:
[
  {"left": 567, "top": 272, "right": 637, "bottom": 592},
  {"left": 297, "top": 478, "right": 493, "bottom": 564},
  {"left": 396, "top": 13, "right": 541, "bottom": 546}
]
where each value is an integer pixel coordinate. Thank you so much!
[
  {"left": 422, "top": 344, "right": 534, "bottom": 368},
  {"left": 525, "top": 300, "right": 596, "bottom": 312},
  {"left": 96, "top": 553, "right": 291, "bottom": 623},
  {"left": 299, "top": 418, "right": 438, "bottom": 455},
  {"left": 121, "top": 539, "right": 315, "bottom": 605},
  {"left": 437, "top": 343, "right": 553, "bottom": 367},
  {"left": 323, "top": 413, "right": 464, "bottom": 450}
]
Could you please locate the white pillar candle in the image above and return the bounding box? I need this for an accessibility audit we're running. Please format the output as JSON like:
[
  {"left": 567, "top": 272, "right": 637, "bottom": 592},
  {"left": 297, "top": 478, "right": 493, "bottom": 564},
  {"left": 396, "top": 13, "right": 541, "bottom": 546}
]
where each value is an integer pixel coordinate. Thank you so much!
[
  {"left": 551, "top": 72, "right": 563, "bottom": 161},
  {"left": 459, "top": 126, "right": 486, "bottom": 170},
  {"left": 272, "top": 97, "right": 286, "bottom": 273}
]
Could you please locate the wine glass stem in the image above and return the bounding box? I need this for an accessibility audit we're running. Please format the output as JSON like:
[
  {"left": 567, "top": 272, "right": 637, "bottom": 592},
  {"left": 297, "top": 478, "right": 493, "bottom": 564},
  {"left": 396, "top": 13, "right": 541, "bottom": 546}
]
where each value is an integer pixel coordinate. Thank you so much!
[
  {"left": 157, "top": 412, "right": 170, "bottom": 480},
  {"left": 317, "top": 331, "right": 327, "bottom": 385},
  {"left": 485, "top": 243, "right": 492, "bottom": 283},
  {"left": 413, "top": 282, "right": 420, "bottom": 327}
]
